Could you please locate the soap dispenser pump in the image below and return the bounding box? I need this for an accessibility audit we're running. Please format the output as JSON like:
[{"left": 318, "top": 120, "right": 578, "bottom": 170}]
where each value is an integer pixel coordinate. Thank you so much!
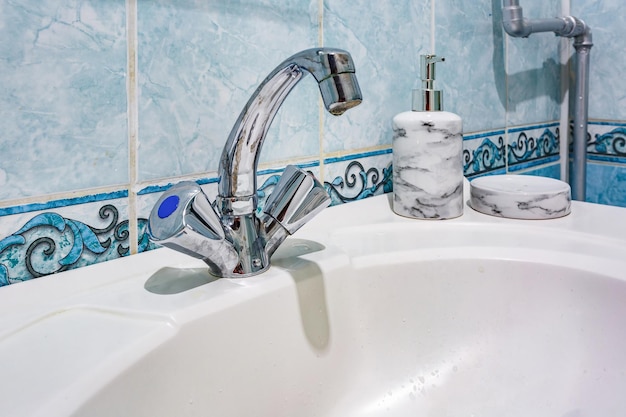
[{"left": 392, "top": 54, "right": 463, "bottom": 219}]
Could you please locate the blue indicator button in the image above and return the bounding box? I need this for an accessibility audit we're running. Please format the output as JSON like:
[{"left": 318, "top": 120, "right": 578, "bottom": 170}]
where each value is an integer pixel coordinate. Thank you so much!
[{"left": 158, "top": 195, "right": 180, "bottom": 219}]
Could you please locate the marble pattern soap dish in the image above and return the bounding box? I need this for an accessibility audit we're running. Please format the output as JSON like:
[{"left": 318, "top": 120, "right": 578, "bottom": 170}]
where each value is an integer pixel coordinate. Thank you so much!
[{"left": 469, "top": 175, "right": 571, "bottom": 220}]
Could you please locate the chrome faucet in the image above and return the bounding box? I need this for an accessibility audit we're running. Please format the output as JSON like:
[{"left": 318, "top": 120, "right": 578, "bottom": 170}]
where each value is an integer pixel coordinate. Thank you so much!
[{"left": 147, "top": 48, "right": 362, "bottom": 278}]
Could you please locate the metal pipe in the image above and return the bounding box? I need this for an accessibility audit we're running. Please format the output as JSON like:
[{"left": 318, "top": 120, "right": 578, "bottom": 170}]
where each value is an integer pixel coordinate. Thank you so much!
[
  {"left": 501, "top": 0, "right": 592, "bottom": 201},
  {"left": 572, "top": 30, "right": 593, "bottom": 201}
]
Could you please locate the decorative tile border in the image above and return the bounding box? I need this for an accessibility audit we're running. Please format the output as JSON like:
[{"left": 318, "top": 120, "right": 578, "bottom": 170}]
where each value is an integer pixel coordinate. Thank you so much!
[
  {"left": 0, "top": 198, "right": 140, "bottom": 286},
  {"left": 0, "top": 154, "right": 393, "bottom": 287},
  {"left": 507, "top": 123, "right": 560, "bottom": 172},
  {"left": 323, "top": 150, "right": 393, "bottom": 205},
  {"left": 587, "top": 121, "right": 626, "bottom": 163},
  {"left": 462, "top": 130, "right": 506, "bottom": 177},
  {"left": 581, "top": 121, "right": 626, "bottom": 208},
  {"left": 6, "top": 120, "right": 624, "bottom": 287},
  {"left": 463, "top": 123, "right": 561, "bottom": 178}
]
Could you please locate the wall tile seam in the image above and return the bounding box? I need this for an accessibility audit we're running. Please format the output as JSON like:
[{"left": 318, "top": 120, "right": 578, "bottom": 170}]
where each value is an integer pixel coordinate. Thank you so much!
[
  {"left": 317, "top": 0, "right": 325, "bottom": 183},
  {"left": 127, "top": 0, "right": 139, "bottom": 255},
  {"left": 0, "top": 150, "right": 389, "bottom": 215},
  {"left": 0, "top": 114, "right": 602, "bottom": 218},
  {"left": 0, "top": 122, "right": 566, "bottom": 214},
  {"left": 507, "top": 121, "right": 560, "bottom": 133},
  {"left": 0, "top": 190, "right": 130, "bottom": 217},
  {"left": 587, "top": 157, "right": 626, "bottom": 166},
  {"left": 0, "top": 185, "right": 133, "bottom": 214},
  {"left": 589, "top": 120, "right": 626, "bottom": 126},
  {"left": 133, "top": 131, "right": 515, "bottom": 191},
  {"left": 508, "top": 156, "right": 560, "bottom": 172},
  {"left": 430, "top": 0, "right": 436, "bottom": 53},
  {"left": 511, "top": 161, "right": 562, "bottom": 176},
  {"left": 464, "top": 123, "right": 557, "bottom": 139}
]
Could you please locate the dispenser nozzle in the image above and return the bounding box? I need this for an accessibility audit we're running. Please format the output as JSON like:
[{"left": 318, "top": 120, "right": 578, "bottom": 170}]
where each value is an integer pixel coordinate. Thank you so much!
[
  {"left": 413, "top": 54, "right": 445, "bottom": 111},
  {"left": 420, "top": 55, "right": 445, "bottom": 89}
]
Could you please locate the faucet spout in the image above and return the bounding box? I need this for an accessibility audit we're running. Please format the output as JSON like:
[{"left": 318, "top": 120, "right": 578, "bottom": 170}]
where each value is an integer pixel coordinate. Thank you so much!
[{"left": 218, "top": 48, "right": 362, "bottom": 211}]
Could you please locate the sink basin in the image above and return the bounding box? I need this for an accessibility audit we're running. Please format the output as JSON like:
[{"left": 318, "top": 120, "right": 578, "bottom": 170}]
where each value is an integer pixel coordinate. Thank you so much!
[{"left": 1, "top": 190, "right": 626, "bottom": 416}]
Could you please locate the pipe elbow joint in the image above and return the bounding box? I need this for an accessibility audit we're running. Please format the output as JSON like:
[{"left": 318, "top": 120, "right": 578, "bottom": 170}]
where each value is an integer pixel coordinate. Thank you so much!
[
  {"left": 559, "top": 16, "right": 588, "bottom": 39},
  {"left": 503, "top": 18, "right": 532, "bottom": 37},
  {"left": 574, "top": 24, "right": 593, "bottom": 48},
  {"left": 502, "top": 3, "right": 531, "bottom": 37}
]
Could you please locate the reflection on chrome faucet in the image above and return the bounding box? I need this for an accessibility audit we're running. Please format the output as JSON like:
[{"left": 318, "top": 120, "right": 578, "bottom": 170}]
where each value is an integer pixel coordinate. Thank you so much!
[{"left": 147, "top": 48, "right": 363, "bottom": 278}]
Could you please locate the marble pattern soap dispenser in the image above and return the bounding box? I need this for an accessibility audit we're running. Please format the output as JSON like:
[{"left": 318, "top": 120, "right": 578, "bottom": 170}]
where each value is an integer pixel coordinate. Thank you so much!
[{"left": 392, "top": 54, "right": 463, "bottom": 219}]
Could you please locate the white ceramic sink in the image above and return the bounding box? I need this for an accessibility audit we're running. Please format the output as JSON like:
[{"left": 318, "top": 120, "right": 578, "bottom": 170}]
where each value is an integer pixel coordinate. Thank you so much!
[{"left": 2, "top": 188, "right": 626, "bottom": 417}]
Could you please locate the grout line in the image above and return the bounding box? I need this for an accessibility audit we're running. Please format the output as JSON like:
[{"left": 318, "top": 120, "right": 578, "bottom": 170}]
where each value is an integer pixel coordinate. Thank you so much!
[
  {"left": 322, "top": 144, "right": 391, "bottom": 160},
  {"left": 507, "top": 121, "right": 560, "bottom": 132},
  {"left": 318, "top": 110, "right": 326, "bottom": 184},
  {"left": 430, "top": 0, "right": 436, "bottom": 53},
  {"left": 561, "top": 1, "right": 571, "bottom": 23},
  {"left": 318, "top": 0, "right": 324, "bottom": 46},
  {"left": 0, "top": 120, "right": 584, "bottom": 214},
  {"left": 2, "top": 122, "right": 557, "bottom": 211},
  {"left": 324, "top": 148, "right": 392, "bottom": 164},
  {"left": 0, "top": 185, "right": 131, "bottom": 211},
  {"left": 510, "top": 160, "right": 561, "bottom": 175},
  {"left": 588, "top": 119, "right": 626, "bottom": 126},
  {"left": 504, "top": 29, "right": 510, "bottom": 174},
  {"left": 126, "top": 0, "right": 139, "bottom": 255},
  {"left": 318, "top": 0, "right": 325, "bottom": 183},
  {"left": 559, "top": 0, "right": 571, "bottom": 183},
  {"left": 0, "top": 189, "right": 129, "bottom": 216}
]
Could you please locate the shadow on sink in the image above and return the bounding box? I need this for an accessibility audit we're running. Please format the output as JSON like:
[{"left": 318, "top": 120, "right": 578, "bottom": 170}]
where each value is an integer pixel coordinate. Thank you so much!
[
  {"left": 272, "top": 239, "right": 331, "bottom": 350},
  {"left": 144, "top": 267, "right": 217, "bottom": 295},
  {"left": 144, "top": 239, "right": 327, "bottom": 295}
]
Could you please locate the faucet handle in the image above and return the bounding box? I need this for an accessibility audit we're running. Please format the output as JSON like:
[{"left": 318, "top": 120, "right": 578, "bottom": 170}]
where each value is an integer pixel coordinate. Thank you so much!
[
  {"left": 148, "top": 182, "right": 239, "bottom": 274},
  {"left": 262, "top": 165, "right": 331, "bottom": 235}
]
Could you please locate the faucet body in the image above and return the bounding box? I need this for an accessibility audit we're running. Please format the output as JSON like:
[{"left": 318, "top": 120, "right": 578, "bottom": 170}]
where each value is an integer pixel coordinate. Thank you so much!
[{"left": 148, "top": 48, "right": 362, "bottom": 277}]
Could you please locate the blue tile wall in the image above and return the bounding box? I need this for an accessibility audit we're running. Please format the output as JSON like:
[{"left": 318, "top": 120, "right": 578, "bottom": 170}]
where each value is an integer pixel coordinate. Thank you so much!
[
  {"left": 322, "top": 0, "right": 431, "bottom": 152},
  {"left": 136, "top": 0, "right": 320, "bottom": 180},
  {"left": 505, "top": 0, "right": 563, "bottom": 126},
  {"left": 436, "top": 0, "right": 507, "bottom": 133},
  {"left": 584, "top": 122, "right": 626, "bottom": 207},
  {"left": 586, "top": 163, "right": 626, "bottom": 207},
  {"left": 571, "top": 0, "right": 623, "bottom": 121},
  {"left": 0, "top": 1, "right": 128, "bottom": 200},
  {"left": 2, "top": 0, "right": 626, "bottom": 286}
]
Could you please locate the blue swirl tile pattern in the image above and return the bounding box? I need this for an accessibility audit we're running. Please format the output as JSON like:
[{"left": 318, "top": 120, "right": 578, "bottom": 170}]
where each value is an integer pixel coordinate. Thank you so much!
[
  {"left": 325, "top": 161, "right": 393, "bottom": 206},
  {"left": 0, "top": 206, "right": 153, "bottom": 286},
  {"left": 584, "top": 123, "right": 626, "bottom": 207},
  {"left": 463, "top": 124, "right": 560, "bottom": 177},
  {"left": 588, "top": 126, "right": 626, "bottom": 162},
  {"left": 463, "top": 132, "right": 507, "bottom": 177},
  {"left": 254, "top": 160, "right": 394, "bottom": 210},
  {"left": 508, "top": 125, "right": 560, "bottom": 171}
]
